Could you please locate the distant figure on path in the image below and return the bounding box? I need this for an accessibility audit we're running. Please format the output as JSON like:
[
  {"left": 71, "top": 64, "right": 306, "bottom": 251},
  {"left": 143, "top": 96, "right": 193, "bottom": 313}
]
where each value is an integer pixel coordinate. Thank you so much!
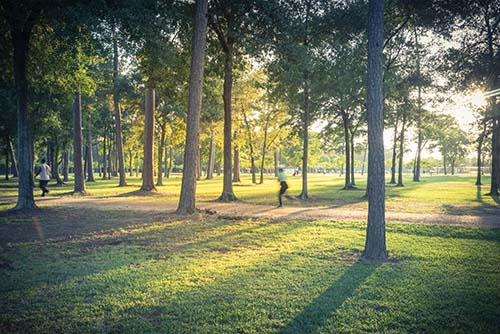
[
  {"left": 35, "top": 159, "right": 51, "bottom": 197},
  {"left": 277, "top": 168, "right": 289, "bottom": 208}
]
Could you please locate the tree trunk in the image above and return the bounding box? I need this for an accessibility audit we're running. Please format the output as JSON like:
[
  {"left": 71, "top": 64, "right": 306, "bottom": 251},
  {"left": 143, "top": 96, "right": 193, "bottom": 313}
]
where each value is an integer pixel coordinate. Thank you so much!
[
  {"left": 443, "top": 157, "right": 447, "bottom": 175},
  {"left": 141, "top": 85, "right": 156, "bottom": 191},
  {"left": 196, "top": 146, "right": 202, "bottom": 180},
  {"left": 135, "top": 153, "right": 139, "bottom": 177},
  {"left": 112, "top": 23, "right": 126, "bottom": 187},
  {"left": 351, "top": 132, "right": 356, "bottom": 186},
  {"left": 361, "top": 146, "right": 367, "bottom": 176},
  {"left": 451, "top": 158, "right": 456, "bottom": 175},
  {"left": 157, "top": 123, "right": 166, "bottom": 186},
  {"left": 299, "top": 76, "right": 310, "bottom": 199},
  {"left": 218, "top": 39, "right": 237, "bottom": 201},
  {"left": 342, "top": 114, "right": 352, "bottom": 189},
  {"left": 50, "top": 139, "right": 64, "bottom": 185},
  {"left": 102, "top": 133, "right": 108, "bottom": 179},
  {"left": 250, "top": 156, "right": 256, "bottom": 184},
  {"left": 128, "top": 148, "right": 133, "bottom": 177},
  {"left": 476, "top": 134, "right": 483, "bottom": 186},
  {"left": 63, "top": 147, "right": 69, "bottom": 181},
  {"left": 206, "top": 132, "right": 215, "bottom": 179},
  {"left": 7, "top": 136, "right": 18, "bottom": 177},
  {"left": 390, "top": 115, "right": 399, "bottom": 184},
  {"left": 233, "top": 145, "right": 241, "bottom": 182},
  {"left": 177, "top": 0, "right": 208, "bottom": 213},
  {"left": 72, "top": 90, "right": 86, "bottom": 194},
  {"left": 167, "top": 148, "right": 172, "bottom": 178},
  {"left": 86, "top": 114, "right": 95, "bottom": 182},
  {"left": 489, "top": 112, "right": 499, "bottom": 195},
  {"left": 363, "top": 0, "right": 387, "bottom": 261},
  {"left": 396, "top": 114, "right": 406, "bottom": 187},
  {"left": 274, "top": 150, "right": 278, "bottom": 177},
  {"left": 12, "top": 26, "right": 36, "bottom": 209}
]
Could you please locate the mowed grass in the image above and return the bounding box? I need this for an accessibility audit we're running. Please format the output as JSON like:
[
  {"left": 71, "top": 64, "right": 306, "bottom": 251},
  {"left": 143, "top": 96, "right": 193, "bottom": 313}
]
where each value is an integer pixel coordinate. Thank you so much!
[
  {"left": 1, "top": 173, "right": 498, "bottom": 214},
  {"left": 0, "top": 214, "right": 499, "bottom": 334}
]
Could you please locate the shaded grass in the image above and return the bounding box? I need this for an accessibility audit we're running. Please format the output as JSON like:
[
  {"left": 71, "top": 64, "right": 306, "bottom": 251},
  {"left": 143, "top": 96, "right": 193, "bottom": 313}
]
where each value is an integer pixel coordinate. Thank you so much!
[{"left": 1, "top": 212, "right": 499, "bottom": 334}]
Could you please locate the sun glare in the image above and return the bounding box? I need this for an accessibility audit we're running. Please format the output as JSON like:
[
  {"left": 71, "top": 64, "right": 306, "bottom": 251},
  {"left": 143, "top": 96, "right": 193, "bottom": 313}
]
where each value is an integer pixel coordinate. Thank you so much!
[{"left": 470, "top": 90, "right": 487, "bottom": 108}]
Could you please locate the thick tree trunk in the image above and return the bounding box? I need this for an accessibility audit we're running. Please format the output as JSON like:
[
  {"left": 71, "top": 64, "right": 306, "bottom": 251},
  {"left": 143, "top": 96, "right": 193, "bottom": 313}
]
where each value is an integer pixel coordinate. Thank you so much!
[
  {"left": 206, "top": 133, "right": 215, "bottom": 179},
  {"left": 218, "top": 40, "right": 237, "bottom": 201},
  {"left": 12, "top": 26, "right": 36, "bottom": 209},
  {"left": 177, "top": 0, "right": 208, "bottom": 213},
  {"left": 363, "top": 0, "right": 387, "bottom": 261},
  {"left": 7, "top": 136, "right": 18, "bottom": 177},
  {"left": 113, "top": 23, "right": 126, "bottom": 187},
  {"left": 141, "top": 86, "right": 156, "bottom": 191},
  {"left": 72, "top": 90, "right": 86, "bottom": 194}
]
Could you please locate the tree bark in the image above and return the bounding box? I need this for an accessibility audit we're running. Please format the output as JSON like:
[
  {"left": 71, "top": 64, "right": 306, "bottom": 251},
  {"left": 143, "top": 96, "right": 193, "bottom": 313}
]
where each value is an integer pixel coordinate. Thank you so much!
[
  {"left": 298, "top": 76, "right": 310, "bottom": 199},
  {"left": 396, "top": 114, "right": 406, "bottom": 187},
  {"left": 12, "top": 25, "right": 36, "bottom": 209},
  {"left": 363, "top": 0, "right": 387, "bottom": 261},
  {"left": 50, "top": 138, "right": 64, "bottom": 185},
  {"left": 141, "top": 85, "right": 156, "bottom": 191},
  {"left": 102, "top": 132, "right": 108, "bottom": 179},
  {"left": 157, "top": 122, "right": 166, "bottom": 186},
  {"left": 86, "top": 114, "right": 95, "bottom": 182},
  {"left": 233, "top": 144, "right": 241, "bottom": 182},
  {"left": 7, "top": 136, "right": 18, "bottom": 177},
  {"left": 72, "top": 90, "right": 86, "bottom": 194},
  {"left": 218, "top": 38, "right": 237, "bottom": 201},
  {"left": 177, "top": 0, "right": 208, "bottom": 214},
  {"left": 206, "top": 132, "right": 215, "bottom": 179},
  {"left": 112, "top": 23, "right": 126, "bottom": 187}
]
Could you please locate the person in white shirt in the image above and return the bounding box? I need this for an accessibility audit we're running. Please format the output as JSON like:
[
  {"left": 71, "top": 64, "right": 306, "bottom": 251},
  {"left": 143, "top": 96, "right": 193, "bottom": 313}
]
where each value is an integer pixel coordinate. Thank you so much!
[{"left": 35, "top": 159, "right": 51, "bottom": 197}]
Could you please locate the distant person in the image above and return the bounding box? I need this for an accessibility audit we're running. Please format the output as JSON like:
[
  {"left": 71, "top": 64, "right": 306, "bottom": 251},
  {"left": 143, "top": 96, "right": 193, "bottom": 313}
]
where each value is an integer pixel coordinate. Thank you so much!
[
  {"left": 277, "top": 168, "right": 289, "bottom": 208},
  {"left": 35, "top": 159, "right": 51, "bottom": 197}
]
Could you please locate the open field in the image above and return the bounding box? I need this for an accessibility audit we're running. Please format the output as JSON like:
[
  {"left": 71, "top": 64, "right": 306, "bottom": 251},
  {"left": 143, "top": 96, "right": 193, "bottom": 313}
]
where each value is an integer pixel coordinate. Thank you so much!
[{"left": 1, "top": 174, "right": 499, "bottom": 333}]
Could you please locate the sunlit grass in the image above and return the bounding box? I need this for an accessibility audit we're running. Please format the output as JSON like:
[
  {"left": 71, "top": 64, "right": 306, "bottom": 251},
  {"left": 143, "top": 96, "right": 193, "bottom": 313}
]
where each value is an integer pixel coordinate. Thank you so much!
[
  {"left": 1, "top": 216, "right": 499, "bottom": 333},
  {"left": 0, "top": 173, "right": 498, "bottom": 214}
]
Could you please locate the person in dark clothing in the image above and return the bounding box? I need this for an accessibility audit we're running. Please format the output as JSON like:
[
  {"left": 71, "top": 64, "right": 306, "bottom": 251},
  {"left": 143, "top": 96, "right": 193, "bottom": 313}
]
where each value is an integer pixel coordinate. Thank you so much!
[{"left": 277, "top": 168, "right": 289, "bottom": 208}]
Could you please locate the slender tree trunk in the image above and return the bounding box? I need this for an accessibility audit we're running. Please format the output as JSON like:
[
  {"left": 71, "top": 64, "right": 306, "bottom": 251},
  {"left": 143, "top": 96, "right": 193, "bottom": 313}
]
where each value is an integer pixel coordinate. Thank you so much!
[
  {"left": 476, "top": 134, "right": 483, "bottom": 186},
  {"left": 363, "top": 0, "right": 387, "bottom": 261},
  {"left": 218, "top": 39, "right": 237, "bottom": 201},
  {"left": 299, "top": 78, "right": 310, "bottom": 199},
  {"left": 86, "top": 114, "right": 95, "bottom": 182},
  {"left": 443, "top": 157, "right": 447, "bottom": 175},
  {"left": 72, "top": 90, "right": 86, "bottom": 194},
  {"left": 196, "top": 146, "right": 202, "bottom": 180},
  {"left": 7, "top": 136, "right": 18, "bottom": 177},
  {"left": 141, "top": 85, "right": 156, "bottom": 191},
  {"left": 206, "top": 132, "right": 215, "bottom": 179},
  {"left": 361, "top": 146, "right": 367, "bottom": 176},
  {"left": 233, "top": 145, "right": 241, "bottom": 182},
  {"left": 157, "top": 123, "right": 166, "bottom": 186},
  {"left": 259, "top": 152, "right": 266, "bottom": 185},
  {"left": 451, "top": 158, "right": 456, "bottom": 175},
  {"left": 128, "top": 148, "right": 133, "bottom": 177},
  {"left": 489, "top": 110, "right": 499, "bottom": 195},
  {"left": 250, "top": 156, "right": 256, "bottom": 184},
  {"left": 396, "top": 114, "right": 406, "bottom": 187},
  {"left": 274, "top": 150, "right": 278, "bottom": 176},
  {"left": 63, "top": 147, "right": 69, "bottom": 181},
  {"left": 50, "top": 139, "right": 64, "bottom": 185},
  {"left": 342, "top": 114, "right": 352, "bottom": 189},
  {"left": 135, "top": 153, "right": 139, "bottom": 177},
  {"left": 167, "top": 148, "right": 172, "bottom": 178},
  {"left": 413, "top": 27, "right": 423, "bottom": 182},
  {"left": 83, "top": 142, "right": 88, "bottom": 180},
  {"left": 351, "top": 133, "right": 356, "bottom": 186},
  {"left": 112, "top": 23, "right": 126, "bottom": 186},
  {"left": 390, "top": 115, "right": 399, "bottom": 184},
  {"left": 177, "top": 0, "right": 208, "bottom": 213},
  {"left": 102, "top": 133, "right": 108, "bottom": 180},
  {"left": 12, "top": 25, "right": 36, "bottom": 209}
]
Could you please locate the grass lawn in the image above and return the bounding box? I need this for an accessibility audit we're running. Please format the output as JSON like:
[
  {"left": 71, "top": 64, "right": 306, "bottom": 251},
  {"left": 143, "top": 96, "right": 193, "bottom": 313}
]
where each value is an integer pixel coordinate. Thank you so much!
[
  {"left": 1, "top": 174, "right": 499, "bottom": 333},
  {"left": 1, "top": 173, "right": 499, "bottom": 215},
  {"left": 1, "top": 213, "right": 500, "bottom": 334}
]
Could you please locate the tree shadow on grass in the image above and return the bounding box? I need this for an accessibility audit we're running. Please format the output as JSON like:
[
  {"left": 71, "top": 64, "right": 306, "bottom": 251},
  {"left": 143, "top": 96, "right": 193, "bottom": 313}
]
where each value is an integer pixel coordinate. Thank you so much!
[{"left": 280, "top": 261, "right": 379, "bottom": 334}]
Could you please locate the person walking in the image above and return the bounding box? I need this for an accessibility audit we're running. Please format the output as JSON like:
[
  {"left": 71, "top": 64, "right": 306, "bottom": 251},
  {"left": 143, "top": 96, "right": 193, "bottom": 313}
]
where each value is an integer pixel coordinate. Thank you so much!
[
  {"left": 35, "top": 159, "right": 51, "bottom": 197},
  {"left": 277, "top": 168, "right": 289, "bottom": 208}
]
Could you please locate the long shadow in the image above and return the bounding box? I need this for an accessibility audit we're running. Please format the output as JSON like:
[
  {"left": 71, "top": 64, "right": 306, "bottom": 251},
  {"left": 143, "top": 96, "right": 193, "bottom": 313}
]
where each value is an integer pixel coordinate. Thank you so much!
[{"left": 280, "top": 261, "right": 379, "bottom": 334}]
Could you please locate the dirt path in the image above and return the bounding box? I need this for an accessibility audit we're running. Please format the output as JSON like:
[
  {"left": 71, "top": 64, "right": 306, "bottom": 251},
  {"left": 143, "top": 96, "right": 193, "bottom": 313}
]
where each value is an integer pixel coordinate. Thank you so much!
[{"left": 16, "top": 195, "right": 500, "bottom": 229}]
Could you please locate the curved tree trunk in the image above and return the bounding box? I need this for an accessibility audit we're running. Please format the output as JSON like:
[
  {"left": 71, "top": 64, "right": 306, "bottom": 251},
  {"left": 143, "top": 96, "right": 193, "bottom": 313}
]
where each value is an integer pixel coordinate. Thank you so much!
[
  {"left": 113, "top": 23, "right": 126, "bottom": 187},
  {"left": 72, "top": 90, "right": 86, "bottom": 194},
  {"left": 141, "top": 86, "right": 156, "bottom": 191},
  {"left": 177, "top": 0, "right": 208, "bottom": 214},
  {"left": 363, "top": 0, "right": 387, "bottom": 261}
]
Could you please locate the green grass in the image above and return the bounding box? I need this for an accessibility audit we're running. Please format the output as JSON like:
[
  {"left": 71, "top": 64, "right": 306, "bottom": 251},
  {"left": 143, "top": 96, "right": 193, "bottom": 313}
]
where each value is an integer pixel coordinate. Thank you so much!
[
  {"left": 1, "top": 173, "right": 498, "bottom": 214},
  {"left": 0, "top": 214, "right": 499, "bottom": 334}
]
